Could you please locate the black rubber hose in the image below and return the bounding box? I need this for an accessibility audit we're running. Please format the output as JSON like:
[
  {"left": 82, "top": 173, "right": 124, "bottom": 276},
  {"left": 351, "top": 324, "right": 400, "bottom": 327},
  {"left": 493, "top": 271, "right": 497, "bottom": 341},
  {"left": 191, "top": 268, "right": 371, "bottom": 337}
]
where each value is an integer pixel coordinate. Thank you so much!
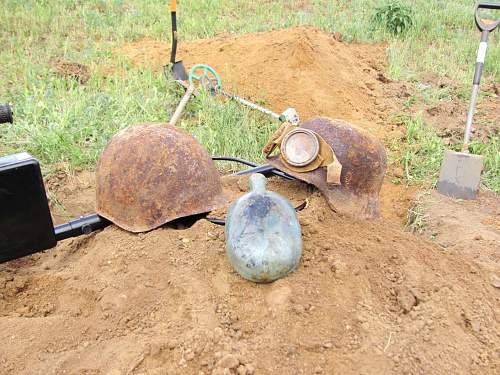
[
  {"left": 54, "top": 214, "right": 110, "bottom": 241},
  {"left": 0, "top": 104, "right": 13, "bottom": 124},
  {"left": 206, "top": 200, "right": 307, "bottom": 226},
  {"left": 212, "top": 156, "right": 296, "bottom": 180},
  {"left": 211, "top": 156, "right": 259, "bottom": 167}
]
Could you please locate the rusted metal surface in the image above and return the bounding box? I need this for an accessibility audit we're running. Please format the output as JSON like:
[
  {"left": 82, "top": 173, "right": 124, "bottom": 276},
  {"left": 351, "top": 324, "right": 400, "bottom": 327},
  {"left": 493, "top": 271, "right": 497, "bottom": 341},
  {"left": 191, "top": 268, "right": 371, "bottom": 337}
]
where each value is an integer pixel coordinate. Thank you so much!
[
  {"left": 267, "top": 117, "right": 387, "bottom": 219},
  {"left": 96, "top": 123, "right": 227, "bottom": 233}
]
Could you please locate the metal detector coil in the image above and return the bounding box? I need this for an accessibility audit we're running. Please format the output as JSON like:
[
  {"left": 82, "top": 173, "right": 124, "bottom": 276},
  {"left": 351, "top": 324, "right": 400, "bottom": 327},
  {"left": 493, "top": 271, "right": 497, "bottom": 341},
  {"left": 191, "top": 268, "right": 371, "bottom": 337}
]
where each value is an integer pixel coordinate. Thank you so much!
[{"left": 189, "top": 64, "right": 222, "bottom": 93}]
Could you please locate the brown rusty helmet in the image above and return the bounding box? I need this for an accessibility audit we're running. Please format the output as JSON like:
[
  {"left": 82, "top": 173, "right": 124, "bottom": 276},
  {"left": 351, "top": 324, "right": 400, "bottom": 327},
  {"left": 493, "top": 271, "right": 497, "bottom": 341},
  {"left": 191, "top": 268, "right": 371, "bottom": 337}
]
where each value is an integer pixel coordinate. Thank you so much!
[
  {"left": 96, "top": 123, "right": 226, "bottom": 232},
  {"left": 267, "top": 117, "right": 387, "bottom": 219}
]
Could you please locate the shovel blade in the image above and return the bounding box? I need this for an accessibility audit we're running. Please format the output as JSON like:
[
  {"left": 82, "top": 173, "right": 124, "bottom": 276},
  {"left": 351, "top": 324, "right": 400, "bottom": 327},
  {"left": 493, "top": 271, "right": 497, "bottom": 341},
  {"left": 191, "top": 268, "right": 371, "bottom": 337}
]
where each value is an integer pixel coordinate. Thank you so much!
[
  {"left": 437, "top": 149, "right": 483, "bottom": 200},
  {"left": 172, "top": 61, "right": 188, "bottom": 81}
]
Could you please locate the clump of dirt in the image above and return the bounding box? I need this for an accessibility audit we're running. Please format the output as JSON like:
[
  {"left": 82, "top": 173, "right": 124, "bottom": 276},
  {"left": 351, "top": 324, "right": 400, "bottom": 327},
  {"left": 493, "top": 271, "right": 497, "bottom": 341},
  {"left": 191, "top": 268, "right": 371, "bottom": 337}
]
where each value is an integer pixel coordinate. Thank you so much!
[
  {"left": 51, "top": 59, "right": 90, "bottom": 84},
  {"left": 0, "top": 175, "right": 498, "bottom": 374},
  {"left": 117, "top": 26, "right": 398, "bottom": 138}
]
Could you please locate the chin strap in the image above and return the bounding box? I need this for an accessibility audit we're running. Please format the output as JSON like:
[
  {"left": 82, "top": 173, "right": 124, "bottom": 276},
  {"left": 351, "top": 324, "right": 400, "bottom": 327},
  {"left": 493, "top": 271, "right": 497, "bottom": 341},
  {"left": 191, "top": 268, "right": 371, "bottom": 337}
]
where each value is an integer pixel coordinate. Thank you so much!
[{"left": 263, "top": 122, "right": 297, "bottom": 156}]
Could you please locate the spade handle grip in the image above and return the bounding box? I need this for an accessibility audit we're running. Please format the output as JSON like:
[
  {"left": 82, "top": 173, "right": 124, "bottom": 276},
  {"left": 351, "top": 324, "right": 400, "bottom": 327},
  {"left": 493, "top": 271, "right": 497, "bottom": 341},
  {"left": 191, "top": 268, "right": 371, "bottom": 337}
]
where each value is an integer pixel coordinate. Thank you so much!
[
  {"left": 477, "top": 1, "right": 500, "bottom": 9},
  {"left": 476, "top": 1, "right": 500, "bottom": 31}
]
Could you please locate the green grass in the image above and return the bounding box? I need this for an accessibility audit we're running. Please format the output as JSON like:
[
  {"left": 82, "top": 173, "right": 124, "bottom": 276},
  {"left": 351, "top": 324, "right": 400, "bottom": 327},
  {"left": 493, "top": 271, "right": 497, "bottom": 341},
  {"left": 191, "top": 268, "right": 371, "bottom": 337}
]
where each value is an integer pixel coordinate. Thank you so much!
[
  {"left": 0, "top": 0, "right": 498, "bottom": 191},
  {"left": 389, "top": 113, "right": 499, "bottom": 192},
  {"left": 186, "top": 92, "right": 278, "bottom": 165}
]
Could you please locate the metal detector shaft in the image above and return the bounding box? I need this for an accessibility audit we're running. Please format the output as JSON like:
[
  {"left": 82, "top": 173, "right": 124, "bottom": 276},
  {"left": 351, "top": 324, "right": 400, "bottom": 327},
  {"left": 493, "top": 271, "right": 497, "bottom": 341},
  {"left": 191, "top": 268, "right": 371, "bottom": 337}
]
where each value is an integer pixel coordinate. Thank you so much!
[
  {"left": 170, "top": 84, "right": 195, "bottom": 126},
  {"left": 55, "top": 214, "right": 110, "bottom": 242},
  {"left": 221, "top": 90, "right": 281, "bottom": 120}
]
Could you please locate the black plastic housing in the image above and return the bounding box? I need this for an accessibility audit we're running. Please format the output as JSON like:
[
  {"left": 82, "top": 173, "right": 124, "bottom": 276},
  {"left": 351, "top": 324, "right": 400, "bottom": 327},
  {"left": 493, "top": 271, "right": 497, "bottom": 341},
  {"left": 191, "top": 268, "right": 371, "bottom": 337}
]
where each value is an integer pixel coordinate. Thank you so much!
[
  {"left": 0, "top": 153, "right": 57, "bottom": 262},
  {"left": 0, "top": 104, "right": 13, "bottom": 124}
]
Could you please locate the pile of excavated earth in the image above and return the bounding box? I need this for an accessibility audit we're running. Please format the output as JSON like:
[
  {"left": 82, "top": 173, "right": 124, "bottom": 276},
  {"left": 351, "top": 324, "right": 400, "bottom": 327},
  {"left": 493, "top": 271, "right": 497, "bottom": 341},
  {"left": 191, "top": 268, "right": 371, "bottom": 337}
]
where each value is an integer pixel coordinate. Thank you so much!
[{"left": 1, "top": 27, "right": 498, "bottom": 375}]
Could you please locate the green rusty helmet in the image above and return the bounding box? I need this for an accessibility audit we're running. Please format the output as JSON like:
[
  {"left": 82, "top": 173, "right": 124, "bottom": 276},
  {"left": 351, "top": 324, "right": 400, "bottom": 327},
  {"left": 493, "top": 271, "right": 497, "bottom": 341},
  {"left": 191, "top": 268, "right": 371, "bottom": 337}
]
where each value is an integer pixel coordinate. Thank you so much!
[
  {"left": 266, "top": 117, "right": 387, "bottom": 219},
  {"left": 96, "top": 123, "right": 226, "bottom": 232}
]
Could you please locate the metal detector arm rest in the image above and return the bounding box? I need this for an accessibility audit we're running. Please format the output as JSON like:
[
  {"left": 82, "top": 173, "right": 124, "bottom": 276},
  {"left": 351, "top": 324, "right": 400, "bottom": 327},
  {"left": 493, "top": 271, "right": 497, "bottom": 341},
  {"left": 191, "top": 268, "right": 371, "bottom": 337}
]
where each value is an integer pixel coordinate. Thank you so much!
[{"left": 54, "top": 214, "right": 110, "bottom": 242}]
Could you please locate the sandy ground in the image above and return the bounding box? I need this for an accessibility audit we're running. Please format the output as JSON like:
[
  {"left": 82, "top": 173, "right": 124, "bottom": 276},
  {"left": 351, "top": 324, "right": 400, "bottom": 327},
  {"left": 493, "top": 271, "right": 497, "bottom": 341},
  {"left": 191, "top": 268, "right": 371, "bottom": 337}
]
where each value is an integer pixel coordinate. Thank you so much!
[{"left": 1, "top": 26, "right": 499, "bottom": 375}]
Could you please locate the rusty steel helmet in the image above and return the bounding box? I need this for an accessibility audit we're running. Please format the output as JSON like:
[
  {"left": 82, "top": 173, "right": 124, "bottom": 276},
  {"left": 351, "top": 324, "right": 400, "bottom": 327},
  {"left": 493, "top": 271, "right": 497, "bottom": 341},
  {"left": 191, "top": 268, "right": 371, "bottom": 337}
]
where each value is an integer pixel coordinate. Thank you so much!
[
  {"left": 96, "top": 123, "right": 226, "bottom": 232},
  {"left": 266, "top": 117, "right": 387, "bottom": 219}
]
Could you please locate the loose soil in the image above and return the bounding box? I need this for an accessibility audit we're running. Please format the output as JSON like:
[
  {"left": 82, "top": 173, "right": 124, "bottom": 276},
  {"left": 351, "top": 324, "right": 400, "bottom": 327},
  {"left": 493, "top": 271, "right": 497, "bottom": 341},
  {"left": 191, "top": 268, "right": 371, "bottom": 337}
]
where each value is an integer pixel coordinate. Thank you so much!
[
  {"left": 414, "top": 190, "right": 500, "bottom": 273},
  {"left": 51, "top": 59, "right": 90, "bottom": 84},
  {"left": 414, "top": 74, "right": 499, "bottom": 143},
  {"left": 117, "top": 26, "right": 398, "bottom": 139},
  {"left": 1, "top": 27, "right": 499, "bottom": 375},
  {"left": 1, "top": 176, "right": 499, "bottom": 375}
]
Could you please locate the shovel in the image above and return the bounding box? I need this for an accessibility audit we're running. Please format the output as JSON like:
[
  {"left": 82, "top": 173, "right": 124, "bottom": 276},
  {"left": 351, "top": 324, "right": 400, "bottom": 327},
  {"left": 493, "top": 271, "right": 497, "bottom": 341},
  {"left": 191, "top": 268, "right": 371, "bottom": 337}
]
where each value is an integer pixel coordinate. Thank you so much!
[
  {"left": 169, "top": 0, "right": 188, "bottom": 81},
  {"left": 437, "top": 1, "right": 499, "bottom": 199}
]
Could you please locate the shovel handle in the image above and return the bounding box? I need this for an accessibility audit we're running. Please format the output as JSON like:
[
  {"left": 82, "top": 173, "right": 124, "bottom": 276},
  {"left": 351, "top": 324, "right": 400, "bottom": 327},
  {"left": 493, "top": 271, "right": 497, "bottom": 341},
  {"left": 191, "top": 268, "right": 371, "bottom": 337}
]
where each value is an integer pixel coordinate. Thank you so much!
[
  {"left": 475, "top": 1, "right": 500, "bottom": 32},
  {"left": 170, "top": 0, "right": 178, "bottom": 64}
]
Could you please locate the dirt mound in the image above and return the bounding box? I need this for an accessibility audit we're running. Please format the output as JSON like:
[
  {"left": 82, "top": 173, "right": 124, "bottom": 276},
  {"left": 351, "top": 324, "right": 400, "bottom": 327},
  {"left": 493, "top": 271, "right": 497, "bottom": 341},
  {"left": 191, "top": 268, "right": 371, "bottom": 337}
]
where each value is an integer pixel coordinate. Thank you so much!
[
  {"left": 1, "top": 176, "right": 499, "bottom": 374},
  {"left": 114, "top": 26, "right": 415, "bottom": 220},
  {"left": 51, "top": 59, "right": 90, "bottom": 84},
  {"left": 117, "top": 26, "right": 395, "bottom": 137},
  {"left": 1, "top": 26, "right": 498, "bottom": 375}
]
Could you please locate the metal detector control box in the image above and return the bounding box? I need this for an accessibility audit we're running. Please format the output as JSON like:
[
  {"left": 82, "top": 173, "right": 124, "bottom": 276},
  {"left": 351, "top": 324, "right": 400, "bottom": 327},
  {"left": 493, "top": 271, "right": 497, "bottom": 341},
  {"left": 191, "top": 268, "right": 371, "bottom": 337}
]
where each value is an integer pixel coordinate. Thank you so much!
[{"left": 0, "top": 152, "right": 57, "bottom": 262}]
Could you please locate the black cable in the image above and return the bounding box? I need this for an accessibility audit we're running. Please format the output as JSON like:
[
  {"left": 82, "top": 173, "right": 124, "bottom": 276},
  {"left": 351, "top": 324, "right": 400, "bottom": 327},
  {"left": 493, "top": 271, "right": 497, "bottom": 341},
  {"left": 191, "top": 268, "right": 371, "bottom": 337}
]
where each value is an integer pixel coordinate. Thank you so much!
[
  {"left": 211, "top": 156, "right": 259, "bottom": 167},
  {"left": 206, "top": 200, "right": 307, "bottom": 226},
  {"left": 53, "top": 157, "right": 300, "bottom": 237},
  {"left": 206, "top": 155, "right": 303, "bottom": 225},
  {"left": 212, "top": 156, "right": 296, "bottom": 180}
]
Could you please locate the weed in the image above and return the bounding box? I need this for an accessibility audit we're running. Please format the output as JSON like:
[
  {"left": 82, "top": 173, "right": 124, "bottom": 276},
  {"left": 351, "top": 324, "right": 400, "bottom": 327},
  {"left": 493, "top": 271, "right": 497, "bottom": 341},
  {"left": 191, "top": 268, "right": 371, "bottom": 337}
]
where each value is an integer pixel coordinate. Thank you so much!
[
  {"left": 371, "top": 1, "right": 414, "bottom": 36},
  {"left": 400, "top": 113, "right": 445, "bottom": 185},
  {"left": 391, "top": 113, "right": 499, "bottom": 193},
  {"left": 405, "top": 192, "right": 430, "bottom": 234},
  {"left": 469, "top": 136, "right": 500, "bottom": 193},
  {"left": 182, "top": 90, "right": 278, "bottom": 170}
]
